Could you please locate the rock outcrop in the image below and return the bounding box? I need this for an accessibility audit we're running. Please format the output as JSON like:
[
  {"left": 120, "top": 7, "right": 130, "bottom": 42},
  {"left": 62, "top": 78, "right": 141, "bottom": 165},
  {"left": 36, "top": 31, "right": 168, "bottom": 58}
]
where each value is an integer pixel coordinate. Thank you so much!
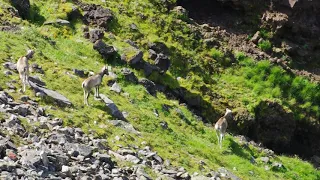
[
  {"left": 253, "top": 101, "right": 296, "bottom": 153},
  {"left": 10, "top": 0, "right": 30, "bottom": 19}
]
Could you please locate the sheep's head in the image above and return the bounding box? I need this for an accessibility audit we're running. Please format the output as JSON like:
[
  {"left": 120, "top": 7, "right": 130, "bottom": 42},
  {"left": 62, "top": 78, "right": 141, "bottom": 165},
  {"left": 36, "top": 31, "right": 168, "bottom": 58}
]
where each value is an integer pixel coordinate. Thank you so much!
[
  {"left": 225, "top": 108, "right": 233, "bottom": 119},
  {"left": 26, "top": 49, "right": 35, "bottom": 58},
  {"left": 101, "top": 65, "right": 108, "bottom": 75}
]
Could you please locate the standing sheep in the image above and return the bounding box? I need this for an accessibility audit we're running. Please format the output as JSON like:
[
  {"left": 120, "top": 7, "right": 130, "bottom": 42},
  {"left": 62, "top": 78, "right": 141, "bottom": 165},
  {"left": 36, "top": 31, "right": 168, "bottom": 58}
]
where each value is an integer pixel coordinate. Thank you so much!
[
  {"left": 82, "top": 65, "right": 108, "bottom": 106},
  {"left": 16, "top": 49, "right": 35, "bottom": 92},
  {"left": 214, "top": 108, "right": 233, "bottom": 149}
]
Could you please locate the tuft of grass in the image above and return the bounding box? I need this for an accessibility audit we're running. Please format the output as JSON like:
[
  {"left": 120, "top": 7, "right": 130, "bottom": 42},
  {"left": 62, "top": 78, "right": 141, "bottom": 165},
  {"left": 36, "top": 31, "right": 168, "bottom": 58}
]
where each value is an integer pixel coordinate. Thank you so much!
[{"left": 258, "top": 40, "right": 272, "bottom": 51}]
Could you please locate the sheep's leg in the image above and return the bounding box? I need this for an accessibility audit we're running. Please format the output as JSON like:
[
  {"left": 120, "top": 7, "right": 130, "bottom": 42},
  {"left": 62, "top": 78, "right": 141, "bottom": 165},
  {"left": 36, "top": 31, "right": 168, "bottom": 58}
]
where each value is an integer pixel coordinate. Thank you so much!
[
  {"left": 25, "top": 73, "right": 29, "bottom": 85},
  {"left": 216, "top": 130, "right": 220, "bottom": 146},
  {"left": 86, "top": 91, "right": 90, "bottom": 106},
  {"left": 220, "top": 133, "right": 224, "bottom": 149},
  {"left": 97, "top": 86, "right": 100, "bottom": 98},
  {"left": 22, "top": 74, "right": 26, "bottom": 93},
  {"left": 94, "top": 87, "right": 98, "bottom": 98},
  {"left": 83, "top": 90, "right": 87, "bottom": 105}
]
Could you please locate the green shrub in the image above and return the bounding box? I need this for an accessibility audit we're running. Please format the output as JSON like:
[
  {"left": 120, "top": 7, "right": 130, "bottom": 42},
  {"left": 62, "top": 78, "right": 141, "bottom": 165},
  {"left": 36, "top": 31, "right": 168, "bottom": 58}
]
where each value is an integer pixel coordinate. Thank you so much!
[
  {"left": 209, "top": 48, "right": 224, "bottom": 61},
  {"left": 258, "top": 40, "right": 272, "bottom": 51}
]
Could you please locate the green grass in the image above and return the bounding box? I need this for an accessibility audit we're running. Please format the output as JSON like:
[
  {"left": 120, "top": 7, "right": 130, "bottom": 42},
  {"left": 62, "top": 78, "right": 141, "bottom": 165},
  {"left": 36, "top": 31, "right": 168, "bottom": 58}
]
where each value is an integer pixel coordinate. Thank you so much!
[
  {"left": 258, "top": 40, "right": 272, "bottom": 51},
  {"left": 0, "top": 0, "right": 319, "bottom": 179}
]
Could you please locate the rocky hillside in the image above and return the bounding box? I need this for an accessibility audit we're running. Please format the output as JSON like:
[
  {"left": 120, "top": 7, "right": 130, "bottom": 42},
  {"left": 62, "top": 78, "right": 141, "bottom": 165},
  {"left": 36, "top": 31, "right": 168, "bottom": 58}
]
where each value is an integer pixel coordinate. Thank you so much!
[{"left": 0, "top": 0, "right": 319, "bottom": 179}]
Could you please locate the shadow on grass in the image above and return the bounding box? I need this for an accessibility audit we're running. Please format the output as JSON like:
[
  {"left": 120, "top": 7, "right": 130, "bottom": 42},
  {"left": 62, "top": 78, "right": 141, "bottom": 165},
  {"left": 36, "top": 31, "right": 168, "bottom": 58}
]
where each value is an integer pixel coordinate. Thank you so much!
[
  {"left": 28, "top": 4, "right": 46, "bottom": 26},
  {"left": 229, "top": 138, "right": 254, "bottom": 161}
]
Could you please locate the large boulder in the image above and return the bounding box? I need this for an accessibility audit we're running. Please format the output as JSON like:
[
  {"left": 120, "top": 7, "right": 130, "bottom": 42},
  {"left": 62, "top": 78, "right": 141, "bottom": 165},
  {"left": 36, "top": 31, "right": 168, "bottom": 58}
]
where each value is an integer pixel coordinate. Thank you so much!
[
  {"left": 89, "top": 29, "right": 104, "bottom": 43},
  {"left": 148, "top": 42, "right": 170, "bottom": 55},
  {"left": 82, "top": 4, "right": 114, "bottom": 29},
  {"left": 10, "top": 0, "right": 30, "bottom": 19},
  {"left": 108, "top": 120, "right": 140, "bottom": 134},
  {"left": 228, "top": 108, "right": 255, "bottom": 135},
  {"left": 253, "top": 101, "right": 296, "bottom": 153},
  {"left": 93, "top": 40, "right": 116, "bottom": 59},
  {"left": 29, "top": 81, "right": 72, "bottom": 107},
  {"left": 99, "top": 94, "right": 125, "bottom": 120},
  {"left": 154, "top": 53, "right": 171, "bottom": 74},
  {"left": 138, "top": 78, "right": 157, "bottom": 96},
  {"left": 121, "top": 68, "right": 138, "bottom": 83}
]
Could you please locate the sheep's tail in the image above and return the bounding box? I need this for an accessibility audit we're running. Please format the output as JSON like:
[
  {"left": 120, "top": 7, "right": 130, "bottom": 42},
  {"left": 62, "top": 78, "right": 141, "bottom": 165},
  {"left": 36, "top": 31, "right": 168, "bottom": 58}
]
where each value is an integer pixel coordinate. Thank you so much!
[
  {"left": 82, "top": 81, "right": 85, "bottom": 89},
  {"left": 214, "top": 123, "right": 220, "bottom": 131}
]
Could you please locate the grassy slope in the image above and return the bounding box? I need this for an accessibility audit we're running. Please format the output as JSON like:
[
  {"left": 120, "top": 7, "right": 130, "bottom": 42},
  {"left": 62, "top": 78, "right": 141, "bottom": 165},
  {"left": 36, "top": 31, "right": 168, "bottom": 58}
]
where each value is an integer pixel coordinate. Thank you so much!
[{"left": 0, "top": 0, "right": 319, "bottom": 179}]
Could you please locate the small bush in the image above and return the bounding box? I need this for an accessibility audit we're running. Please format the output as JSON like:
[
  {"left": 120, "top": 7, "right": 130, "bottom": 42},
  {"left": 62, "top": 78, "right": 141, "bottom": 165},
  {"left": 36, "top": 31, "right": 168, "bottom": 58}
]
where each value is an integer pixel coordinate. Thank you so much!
[
  {"left": 209, "top": 48, "right": 224, "bottom": 61},
  {"left": 258, "top": 40, "right": 272, "bottom": 51}
]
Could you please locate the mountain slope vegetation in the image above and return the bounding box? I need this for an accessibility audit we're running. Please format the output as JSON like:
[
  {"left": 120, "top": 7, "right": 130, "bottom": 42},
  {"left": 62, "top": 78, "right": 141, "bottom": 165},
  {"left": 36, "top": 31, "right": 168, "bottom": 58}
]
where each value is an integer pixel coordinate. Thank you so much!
[{"left": 0, "top": 0, "right": 319, "bottom": 179}]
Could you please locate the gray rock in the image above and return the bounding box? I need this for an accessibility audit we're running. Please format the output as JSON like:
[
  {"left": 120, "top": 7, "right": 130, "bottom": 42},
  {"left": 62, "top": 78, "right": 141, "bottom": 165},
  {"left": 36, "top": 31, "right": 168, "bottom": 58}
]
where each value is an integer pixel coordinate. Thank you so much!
[
  {"left": 30, "top": 63, "right": 44, "bottom": 74},
  {"left": 29, "top": 76, "right": 46, "bottom": 87},
  {"left": 73, "top": 69, "right": 87, "bottom": 78},
  {"left": 155, "top": 53, "right": 170, "bottom": 73},
  {"left": 108, "top": 71, "right": 118, "bottom": 80},
  {"left": 36, "top": 91, "right": 45, "bottom": 98},
  {"left": 138, "top": 78, "right": 157, "bottom": 96},
  {"left": 250, "top": 31, "right": 261, "bottom": 44},
  {"left": 125, "top": 39, "right": 139, "bottom": 49},
  {"left": 160, "top": 121, "right": 168, "bottom": 130},
  {"left": 44, "top": 19, "right": 70, "bottom": 25},
  {"left": 99, "top": 94, "right": 124, "bottom": 120},
  {"left": 217, "top": 167, "right": 241, "bottom": 180},
  {"left": 29, "top": 81, "right": 72, "bottom": 106},
  {"left": 127, "top": 51, "right": 143, "bottom": 65},
  {"left": 9, "top": 0, "right": 29, "bottom": 18},
  {"left": 0, "top": 91, "right": 11, "bottom": 104},
  {"left": 11, "top": 104, "right": 30, "bottom": 116},
  {"left": 148, "top": 49, "right": 157, "bottom": 60},
  {"left": 191, "top": 176, "right": 211, "bottom": 180},
  {"left": 40, "top": 150, "right": 49, "bottom": 167},
  {"left": 260, "top": 157, "right": 270, "bottom": 163},
  {"left": 121, "top": 68, "right": 138, "bottom": 83},
  {"left": 129, "top": 23, "right": 138, "bottom": 31},
  {"left": 47, "top": 133, "right": 70, "bottom": 144},
  {"left": 6, "top": 83, "right": 16, "bottom": 90},
  {"left": 2, "top": 62, "right": 17, "bottom": 71},
  {"left": 96, "top": 153, "right": 112, "bottom": 164},
  {"left": 117, "top": 149, "right": 135, "bottom": 156},
  {"left": 125, "top": 154, "right": 140, "bottom": 164},
  {"left": 89, "top": 29, "right": 104, "bottom": 43},
  {"left": 20, "top": 149, "right": 42, "bottom": 169},
  {"left": 108, "top": 120, "right": 140, "bottom": 134},
  {"left": 64, "top": 143, "right": 93, "bottom": 158},
  {"left": 82, "top": 4, "right": 113, "bottom": 29},
  {"left": 20, "top": 95, "right": 30, "bottom": 102},
  {"left": 143, "top": 62, "right": 160, "bottom": 77},
  {"left": 148, "top": 42, "right": 169, "bottom": 55},
  {"left": 92, "top": 139, "right": 108, "bottom": 150},
  {"left": 110, "top": 82, "right": 121, "bottom": 93},
  {"left": 162, "top": 169, "right": 178, "bottom": 174},
  {"left": 49, "top": 152, "right": 69, "bottom": 170},
  {"left": 0, "top": 139, "right": 17, "bottom": 151},
  {"left": 4, "top": 70, "right": 12, "bottom": 76},
  {"left": 93, "top": 40, "right": 115, "bottom": 59},
  {"left": 61, "top": 165, "right": 70, "bottom": 173},
  {"left": 272, "top": 162, "right": 285, "bottom": 170},
  {"left": 153, "top": 154, "right": 163, "bottom": 164}
]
